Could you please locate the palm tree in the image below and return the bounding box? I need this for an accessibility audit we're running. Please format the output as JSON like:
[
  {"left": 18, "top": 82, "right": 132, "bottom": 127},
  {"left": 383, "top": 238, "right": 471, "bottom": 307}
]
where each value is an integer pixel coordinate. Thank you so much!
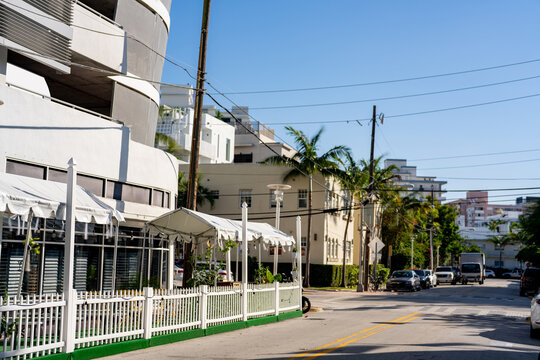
[
  {"left": 487, "top": 219, "right": 512, "bottom": 270},
  {"left": 264, "top": 126, "right": 348, "bottom": 287},
  {"left": 155, "top": 133, "right": 183, "bottom": 159},
  {"left": 335, "top": 151, "right": 369, "bottom": 287},
  {"left": 177, "top": 172, "right": 215, "bottom": 209}
]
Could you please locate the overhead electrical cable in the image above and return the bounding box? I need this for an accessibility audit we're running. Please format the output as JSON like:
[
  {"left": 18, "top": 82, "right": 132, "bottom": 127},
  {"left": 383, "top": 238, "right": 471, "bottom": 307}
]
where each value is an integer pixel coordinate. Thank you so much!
[
  {"left": 207, "top": 58, "right": 540, "bottom": 95},
  {"left": 249, "top": 75, "right": 540, "bottom": 110},
  {"left": 411, "top": 148, "right": 540, "bottom": 161}
]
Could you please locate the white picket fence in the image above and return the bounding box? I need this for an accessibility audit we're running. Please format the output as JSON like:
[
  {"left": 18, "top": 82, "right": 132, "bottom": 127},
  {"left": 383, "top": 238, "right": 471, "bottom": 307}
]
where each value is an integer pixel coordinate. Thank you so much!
[{"left": 0, "top": 282, "right": 301, "bottom": 359}]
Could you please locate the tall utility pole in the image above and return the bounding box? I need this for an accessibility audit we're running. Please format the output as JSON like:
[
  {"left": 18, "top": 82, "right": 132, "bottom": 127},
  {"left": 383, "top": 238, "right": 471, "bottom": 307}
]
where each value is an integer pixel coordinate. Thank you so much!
[
  {"left": 429, "top": 185, "right": 434, "bottom": 271},
  {"left": 363, "top": 105, "right": 377, "bottom": 291},
  {"left": 184, "top": 0, "right": 211, "bottom": 287}
]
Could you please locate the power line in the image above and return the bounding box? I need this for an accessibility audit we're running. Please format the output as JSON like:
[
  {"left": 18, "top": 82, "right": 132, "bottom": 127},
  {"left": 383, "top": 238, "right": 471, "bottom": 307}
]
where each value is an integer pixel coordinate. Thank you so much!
[
  {"left": 439, "top": 176, "right": 540, "bottom": 181},
  {"left": 410, "top": 148, "right": 540, "bottom": 161},
  {"left": 384, "top": 93, "right": 540, "bottom": 119},
  {"left": 421, "top": 158, "right": 540, "bottom": 170},
  {"left": 208, "top": 57, "right": 540, "bottom": 95},
  {"left": 248, "top": 74, "right": 540, "bottom": 110},
  {"left": 3, "top": 45, "right": 199, "bottom": 91}
]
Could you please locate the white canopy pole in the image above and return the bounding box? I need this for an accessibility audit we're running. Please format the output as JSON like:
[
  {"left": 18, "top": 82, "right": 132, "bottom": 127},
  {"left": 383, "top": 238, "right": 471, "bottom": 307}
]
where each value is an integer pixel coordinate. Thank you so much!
[
  {"left": 226, "top": 247, "right": 231, "bottom": 282},
  {"left": 258, "top": 238, "right": 261, "bottom": 269},
  {"left": 242, "top": 202, "right": 248, "bottom": 285},
  {"left": 63, "top": 158, "right": 77, "bottom": 353},
  {"left": 296, "top": 216, "right": 302, "bottom": 291},
  {"left": 168, "top": 239, "right": 174, "bottom": 290},
  {"left": 235, "top": 237, "right": 239, "bottom": 282}
]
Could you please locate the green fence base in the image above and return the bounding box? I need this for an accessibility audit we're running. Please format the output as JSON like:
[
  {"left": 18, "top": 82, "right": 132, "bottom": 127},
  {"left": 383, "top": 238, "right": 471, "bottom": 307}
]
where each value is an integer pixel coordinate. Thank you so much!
[{"left": 34, "top": 311, "right": 302, "bottom": 360}]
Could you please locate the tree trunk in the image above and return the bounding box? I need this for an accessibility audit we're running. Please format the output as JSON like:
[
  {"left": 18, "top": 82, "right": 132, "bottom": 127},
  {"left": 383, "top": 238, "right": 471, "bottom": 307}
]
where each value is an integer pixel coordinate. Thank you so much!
[
  {"left": 304, "top": 174, "right": 313, "bottom": 287},
  {"left": 341, "top": 205, "right": 352, "bottom": 287}
]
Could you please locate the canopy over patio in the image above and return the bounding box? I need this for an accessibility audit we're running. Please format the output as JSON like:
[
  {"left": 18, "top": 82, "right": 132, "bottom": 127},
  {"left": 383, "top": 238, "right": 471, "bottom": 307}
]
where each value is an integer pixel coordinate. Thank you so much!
[
  {"left": 146, "top": 207, "right": 295, "bottom": 246},
  {"left": 0, "top": 172, "right": 124, "bottom": 224}
]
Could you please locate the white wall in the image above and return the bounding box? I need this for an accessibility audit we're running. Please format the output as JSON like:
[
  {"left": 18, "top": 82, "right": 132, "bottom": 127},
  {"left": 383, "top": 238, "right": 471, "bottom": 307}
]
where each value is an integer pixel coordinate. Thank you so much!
[
  {"left": 0, "top": 84, "right": 178, "bottom": 221},
  {"left": 71, "top": 3, "right": 125, "bottom": 72}
]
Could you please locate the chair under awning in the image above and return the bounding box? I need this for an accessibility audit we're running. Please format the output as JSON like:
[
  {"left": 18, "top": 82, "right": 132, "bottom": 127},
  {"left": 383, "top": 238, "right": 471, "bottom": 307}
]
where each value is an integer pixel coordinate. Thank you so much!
[{"left": 0, "top": 172, "right": 124, "bottom": 224}]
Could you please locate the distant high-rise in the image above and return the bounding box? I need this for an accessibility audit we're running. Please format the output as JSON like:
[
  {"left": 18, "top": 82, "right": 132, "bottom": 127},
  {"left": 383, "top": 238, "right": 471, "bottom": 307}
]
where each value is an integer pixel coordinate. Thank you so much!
[{"left": 384, "top": 159, "right": 447, "bottom": 202}]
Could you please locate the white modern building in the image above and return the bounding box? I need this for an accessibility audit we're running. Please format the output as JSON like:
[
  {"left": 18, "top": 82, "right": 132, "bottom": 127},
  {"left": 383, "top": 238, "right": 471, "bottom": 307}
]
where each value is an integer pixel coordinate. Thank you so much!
[
  {"left": 156, "top": 86, "right": 236, "bottom": 164},
  {"left": 384, "top": 159, "right": 447, "bottom": 202},
  {"left": 459, "top": 213, "right": 524, "bottom": 270},
  {"left": 0, "top": 0, "right": 179, "bottom": 295}
]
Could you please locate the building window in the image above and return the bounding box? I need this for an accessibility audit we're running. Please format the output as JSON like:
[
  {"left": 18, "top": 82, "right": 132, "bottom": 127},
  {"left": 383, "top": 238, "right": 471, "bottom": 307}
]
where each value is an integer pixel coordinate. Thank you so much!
[
  {"left": 106, "top": 181, "right": 151, "bottom": 205},
  {"left": 301, "top": 237, "right": 307, "bottom": 247},
  {"left": 225, "top": 139, "right": 231, "bottom": 161},
  {"left": 48, "top": 168, "right": 67, "bottom": 183},
  {"left": 234, "top": 153, "right": 253, "bottom": 163},
  {"left": 77, "top": 174, "right": 105, "bottom": 197},
  {"left": 298, "top": 189, "right": 307, "bottom": 208},
  {"left": 153, "top": 189, "right": 164, "bottom": 207},
  {"left": 6, "top": 159, "right": 46, "bottom": 179},
  {"left": 239, "top": 190, "right": 252, "bottom": 208},
  {"left": 495, "top": 260, "right": 504, "bottom": 267}
]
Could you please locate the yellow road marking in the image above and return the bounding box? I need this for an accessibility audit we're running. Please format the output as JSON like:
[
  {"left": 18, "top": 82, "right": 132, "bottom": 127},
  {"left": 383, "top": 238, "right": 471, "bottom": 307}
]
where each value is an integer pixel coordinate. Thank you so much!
[
  {"left": 287, "top": 312, "right": 420, "bottom": 359},
  {"left": 305, "top": 315, "right": 422, "bottom": 359}
]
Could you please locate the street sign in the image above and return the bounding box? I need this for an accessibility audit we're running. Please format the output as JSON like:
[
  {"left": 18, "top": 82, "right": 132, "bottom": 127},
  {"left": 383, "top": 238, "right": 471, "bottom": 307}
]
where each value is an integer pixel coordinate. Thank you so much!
[{"left": 368, "top": 237, "right": 385, "bottom": 252}]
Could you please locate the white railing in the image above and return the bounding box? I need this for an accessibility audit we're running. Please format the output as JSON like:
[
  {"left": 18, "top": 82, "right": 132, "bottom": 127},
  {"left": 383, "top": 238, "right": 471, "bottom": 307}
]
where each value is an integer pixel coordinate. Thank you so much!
[
  {"left": 0, "top": 294, "right": 65, "bottom": 359},
  {"left": 74, "top": 290, "right": 145, "bottom": 349},
  {"left": 0, "top": 282, "right": 300, "bottom": 359}
]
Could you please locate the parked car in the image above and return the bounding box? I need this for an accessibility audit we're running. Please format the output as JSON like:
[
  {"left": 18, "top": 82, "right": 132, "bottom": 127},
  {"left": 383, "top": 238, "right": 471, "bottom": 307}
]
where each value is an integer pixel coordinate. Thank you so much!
[
  {"left": 530, "top": 290, "right": 540, "bottom": 338},
  {"left": 485, "top": 269, "right": 496, "bottom": 278},
  {"left": 503, "top": 269, "right": 523, "bottom": 279},
  {"left": 435, "top": 266, "right": 454, "bottom": 284},
  {"left": 173, "top": 262, "right": 234, "bottom": 287},
  {"left": 386, "top": 270, "right": 422, "bottom": 292},
  {"left": 413, "top": 269, "right": 432, "bottom": 289},
  {"left": 521, "top": 267, "right": 540, "bottom": 296},
  {"left": 425, "top": 269, "right": 438, "bottom": 287},
  {"left": 173, "top": 265, "right": 184, "bottom": 287}
]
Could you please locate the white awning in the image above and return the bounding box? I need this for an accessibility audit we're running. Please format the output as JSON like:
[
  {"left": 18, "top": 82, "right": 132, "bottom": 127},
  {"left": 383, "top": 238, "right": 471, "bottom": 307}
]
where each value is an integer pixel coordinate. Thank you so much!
[
  {"left": 0, "top": 172, "right": 124, "bottom": 224},
  {"left": 147, "top": 207, "right": 295, "bottom": 246}
]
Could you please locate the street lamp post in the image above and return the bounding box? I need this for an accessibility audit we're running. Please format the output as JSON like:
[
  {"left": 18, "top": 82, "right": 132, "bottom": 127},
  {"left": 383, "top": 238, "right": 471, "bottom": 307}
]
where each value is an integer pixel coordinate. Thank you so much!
[
  {"left": 410, "top": 235, "right": 415, "bottom": 270},
  {"left": 267, "top": 184, "right": 291, "bottom": 275}
]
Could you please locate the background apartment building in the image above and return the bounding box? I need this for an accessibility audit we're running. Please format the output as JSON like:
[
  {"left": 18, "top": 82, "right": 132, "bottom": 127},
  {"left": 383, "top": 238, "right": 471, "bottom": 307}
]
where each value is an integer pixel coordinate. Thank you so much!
[
  {"left": 156, "top": 86, "right": 236, "bottom": 164},
  {"left": 182, "top": 163, "right": 355, "bottom": 267},
  {"left": 384, "top": 159, "right": 447, "bottom": 202},
  {"left": 0, "top": 0, "right": 178, "bottom": 294}
]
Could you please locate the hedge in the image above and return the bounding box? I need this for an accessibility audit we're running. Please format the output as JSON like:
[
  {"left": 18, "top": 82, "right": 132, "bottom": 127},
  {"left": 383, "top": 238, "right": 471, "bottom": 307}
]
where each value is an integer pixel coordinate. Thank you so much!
[{"left": 309, "top": 264, "right": 360, "bottom": 287}]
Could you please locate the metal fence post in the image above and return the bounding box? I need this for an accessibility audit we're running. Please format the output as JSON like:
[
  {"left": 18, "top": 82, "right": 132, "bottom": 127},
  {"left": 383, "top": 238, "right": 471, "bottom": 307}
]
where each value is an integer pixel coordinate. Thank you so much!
[
  {"left": 200, "top": 285, "right": 208, "bottom": 329},
  {"left": 242, "top": 283, "right": 248, "bottom": 321},
  {"left": 143, "top": 287, "right": 153, "bottom": 339},
  {"left": 274, "top": 281, "right": 280, "bottom": 316}
]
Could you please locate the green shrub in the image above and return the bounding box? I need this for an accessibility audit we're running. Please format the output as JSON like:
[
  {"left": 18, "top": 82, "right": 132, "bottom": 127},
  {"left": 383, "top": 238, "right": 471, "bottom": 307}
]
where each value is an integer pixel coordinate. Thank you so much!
[
  {"left": 369, "top": 264, "right": 390, "bottom": 284},
  {"left": 309, "top": 264, "right": 360, "bottom": 287}
]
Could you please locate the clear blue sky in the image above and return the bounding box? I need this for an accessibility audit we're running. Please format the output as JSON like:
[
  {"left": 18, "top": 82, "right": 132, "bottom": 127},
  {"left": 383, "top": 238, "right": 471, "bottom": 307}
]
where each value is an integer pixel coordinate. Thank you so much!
[{"left": 162, "top": 0, "right": 540, "bottom": 204}]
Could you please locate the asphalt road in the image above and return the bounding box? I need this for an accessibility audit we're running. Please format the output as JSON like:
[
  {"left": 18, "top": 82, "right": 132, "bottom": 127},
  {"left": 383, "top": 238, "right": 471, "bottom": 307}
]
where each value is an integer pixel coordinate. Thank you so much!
[{"left": 103, "top": 279, "right": 540, "bottom": 359}]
